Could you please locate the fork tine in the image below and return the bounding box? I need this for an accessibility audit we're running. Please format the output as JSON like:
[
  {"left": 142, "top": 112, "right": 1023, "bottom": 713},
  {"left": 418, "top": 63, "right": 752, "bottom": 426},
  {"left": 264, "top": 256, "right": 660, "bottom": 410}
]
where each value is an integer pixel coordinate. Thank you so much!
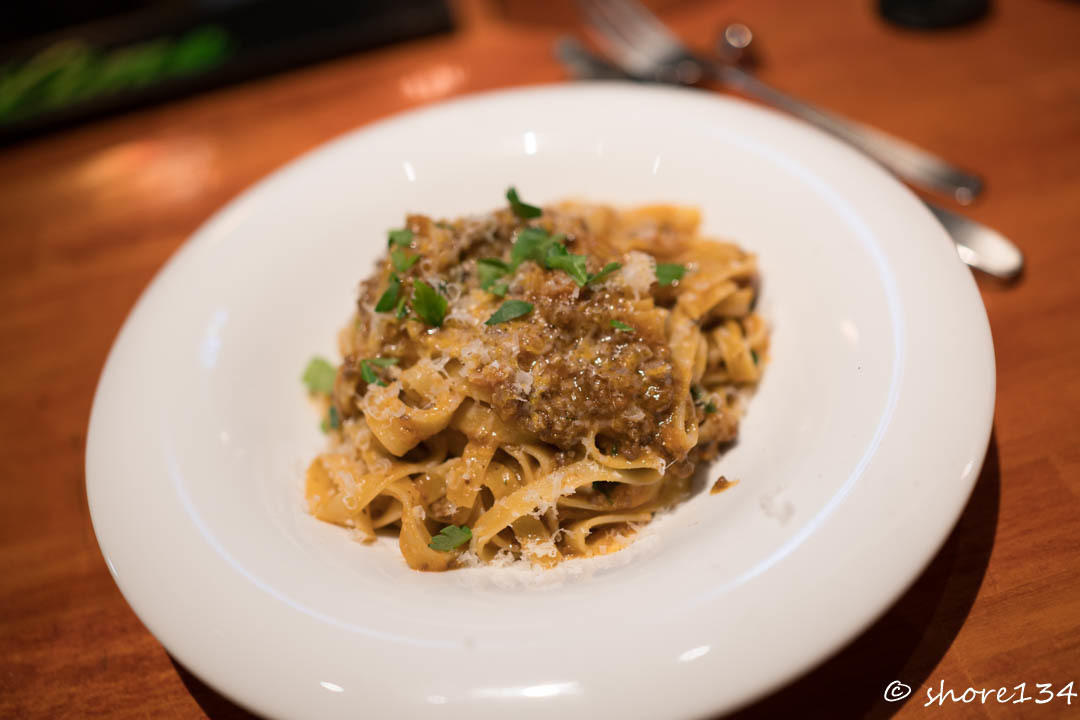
[
  {"left": 576, "top": 0, "right": 662, "bottom": 75},
  {"left": 593, "top": 0, "right": 678, "bottom": 62},
  {"left": 595, "top": 0, "right": 682, "bottom": 53}
]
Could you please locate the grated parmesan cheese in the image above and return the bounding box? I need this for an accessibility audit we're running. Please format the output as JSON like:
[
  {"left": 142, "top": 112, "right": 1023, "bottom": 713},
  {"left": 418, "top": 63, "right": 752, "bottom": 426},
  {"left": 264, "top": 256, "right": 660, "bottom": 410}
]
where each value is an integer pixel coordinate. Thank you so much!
[
  {"left": 512, "top": 369, "right": 534, "bottom": 396},
  {"left": 617, "top": 251, "right": 656, "bottom": 298}
]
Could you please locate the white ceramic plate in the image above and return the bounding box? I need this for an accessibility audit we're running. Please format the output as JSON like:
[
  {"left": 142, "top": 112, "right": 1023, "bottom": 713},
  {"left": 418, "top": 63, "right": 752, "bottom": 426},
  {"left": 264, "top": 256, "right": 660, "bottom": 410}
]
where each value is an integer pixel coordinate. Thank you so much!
[{"left": 87, "top": 84, "right": 994, "bottom": 719}]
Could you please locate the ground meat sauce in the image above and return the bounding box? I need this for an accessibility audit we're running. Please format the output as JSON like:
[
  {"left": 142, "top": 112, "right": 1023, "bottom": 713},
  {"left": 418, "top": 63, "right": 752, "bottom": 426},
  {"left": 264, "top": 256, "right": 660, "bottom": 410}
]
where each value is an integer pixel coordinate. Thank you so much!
[{"left": 338, "top": 200, "right": 762, "bottom": 475}]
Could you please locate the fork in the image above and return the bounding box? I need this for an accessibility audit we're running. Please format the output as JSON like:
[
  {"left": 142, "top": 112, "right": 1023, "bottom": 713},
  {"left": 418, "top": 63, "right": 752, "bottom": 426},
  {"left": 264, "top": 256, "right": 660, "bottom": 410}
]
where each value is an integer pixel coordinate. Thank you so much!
[
  {"left": 555, "top": 32, "right": 1024, "bottom": 280},
  {"left": 577, "top": 0, "right": 984, "bottom": 206}
]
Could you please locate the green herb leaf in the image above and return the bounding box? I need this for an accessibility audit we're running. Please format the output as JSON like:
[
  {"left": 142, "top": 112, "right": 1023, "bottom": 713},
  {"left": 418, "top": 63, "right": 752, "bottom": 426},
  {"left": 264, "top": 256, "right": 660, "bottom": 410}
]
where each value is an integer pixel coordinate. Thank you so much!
[
  {"left": 478, "top": 257, "right": 510, "bottom": 272},
  {"left": 302, "top": 357, "right": 336, "bottom": 394},
  {"left": 506, "top": 186, "right": 542, "bottom": 219},
  {"left": 704, "top": 401, "right": 717, "bottom": 414},
  {"left": 395, "top": 295, "right": 408, "bottom": 319},
  {"left": 509, "top": 227, "right": 614, "bottom": 287},
  {"left": 491, "top": 282, "right": 509, "bottom": 297},
  {"left": 359, "top": 357, "right": 396, "bottom": 386},
  {"left": 690, "top": 385, "right": 704, "bottom": 403},
  {"left": 655, "top": 263, "right": 686, "bottom": 286},
  {"left": 321, "top": 405, "right": 341, "bottom": 433},
  {"left": 485, "top": 299, "right": 534, "bottom": 325},
  {"left": 751, "top": 349, "right": 759, "bottom": 365},
  {"left": 359, "top": 360, "right": 387, "bottom": 387},
  {"left": 387, "top": 228, "right": 413, "bottom": 248},
  {"left": 375, "top": 273, "right": 401, "bottom": 313},
  {"left": 477, "top": 258, "right": 511, "bottom": 293},
  {"left": 412, "top": 280, "right": 448, "bottom": 327},
  {"left": 610, "top": 320, "right": 634, "bottom": 333},
  {"left": 587, "top": 261, "right": 622, "bottom": 285},
  {"left": 510, "top": 227, "right": 553, "bottom": 269},
  {"left": 428, "top": 524, "right": 472, "bottom": 551},
  {"left": 544, "top": 243, "right": 589, "bottom": 286},
  {"left": 391, "top": 248, "right": 419, "bottom": 273}
]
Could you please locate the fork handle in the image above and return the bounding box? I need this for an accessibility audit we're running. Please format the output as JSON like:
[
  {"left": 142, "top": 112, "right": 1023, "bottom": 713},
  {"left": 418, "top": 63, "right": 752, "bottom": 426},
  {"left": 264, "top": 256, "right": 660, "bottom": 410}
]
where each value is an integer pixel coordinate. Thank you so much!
[{"left": 716, "top": 64, "right": 983, "bottom": 204}]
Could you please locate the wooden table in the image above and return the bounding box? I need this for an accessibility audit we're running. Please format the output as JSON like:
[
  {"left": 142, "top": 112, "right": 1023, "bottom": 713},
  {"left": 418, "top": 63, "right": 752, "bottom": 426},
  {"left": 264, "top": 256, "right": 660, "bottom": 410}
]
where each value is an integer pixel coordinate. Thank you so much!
[{"left": 2, "top": 0, "right": 1077, "bottom": 716}]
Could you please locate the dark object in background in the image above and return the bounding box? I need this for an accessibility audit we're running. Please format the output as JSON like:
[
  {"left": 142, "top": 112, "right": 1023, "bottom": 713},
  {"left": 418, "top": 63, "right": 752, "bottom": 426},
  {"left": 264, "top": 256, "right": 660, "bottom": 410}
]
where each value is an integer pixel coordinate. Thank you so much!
[
  {"left": 0, "top": 0, "right": 453, "bottom": 145},
  {"left": 879, "top": 0, "right": 989, "bottom": 28}
]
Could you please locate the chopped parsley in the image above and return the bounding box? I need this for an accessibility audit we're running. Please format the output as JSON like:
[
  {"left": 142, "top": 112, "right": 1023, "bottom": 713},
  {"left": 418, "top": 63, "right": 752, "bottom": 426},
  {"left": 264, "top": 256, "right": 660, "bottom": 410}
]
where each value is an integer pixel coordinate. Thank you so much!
[
  {"left": 544, "top": 243, "right": 589, "bottom": 285},
  {"left": 359, "top": 356, "right": 398, "bottom": 387},
  {"left": 359, "top": 360, "right": 386, "bottom": 387},
  {"left": 587, "top": 261, "right": 621, "bottom": 285},
  {"left": 704, "top": 400, "right": 718, "bottom": 414},
  {"left": 508, "top": 227, "right": 598, "bottom": 287},
  {"left": 375, "top": 273, "right": 401, "bottom": 312},
  {"left": 751, "top": 349, "right": 760, "bottom": 365},
  {"left": 394, "top": 294, "right": 408, "bottom": 319},
  {"left": 655, "top": 263, "right": 686, "bottom": 286},
  {"left": 428, "top": 524, "right": 472, "bottom": 551},
  {"left": 320, "top": 405, "right": 340, "bottom": 433},
  {"left": 302, "top": 356, "right": 336, "bottom": 394},
  {"left": 506, "top": 186, "right": 542, "bottom": 219},
  {"left": 477, "top": 258, "right": 511, "bottom": 295},
  {"left": 610, "top": 320, "right": 634, "bottom": 333},
  {"left": 510, "top": 227, "right": 552, "bottom": 269},
  {"left": 412, "top": 280, "right": 448, "bottom": 327},
  {"left": 391, "top": 248, "right": 419, "bottom": 273},
  {"left": 486, "top": 299, "right": 534, "bottom": 325},
  {"left": 387, "top": 228, "right": 413, "bottom": 248}
]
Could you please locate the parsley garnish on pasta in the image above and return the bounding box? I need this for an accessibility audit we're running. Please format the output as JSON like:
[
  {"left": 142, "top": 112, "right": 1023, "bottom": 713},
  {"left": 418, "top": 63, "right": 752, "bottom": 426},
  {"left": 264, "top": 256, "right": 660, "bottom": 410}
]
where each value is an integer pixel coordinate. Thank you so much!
[
  {"left": 486, "top": 300, "right": 533, "bottom": 325},
  {"left": 506, "top": 186, "right": 542, "bottom": 219},
  {"left": 374, "top": 274, "right": 401, "bottom": 313},
  {"left": 428, "top": 525, "right": 472, "bottom": 552},
  {"left": 302, "top": 357, "right": 335, "bottom": 394},
  {"left": 387, "top": 228, "right": 413, "bottom": 247},
  {"left": 320, "top": 405, "right": 340, "bottom": 433},
  {"left": 587, "top": 261, "right": 622, "bottom": 285},
  {"left": 391, "top": 248, "right": 419, "bottom": 273},
  {"left": 412, "top": 280, "right": 448, "bottom": 327},
  {"left": 655, "top": 263, "right": 686, "bottom": 286}
]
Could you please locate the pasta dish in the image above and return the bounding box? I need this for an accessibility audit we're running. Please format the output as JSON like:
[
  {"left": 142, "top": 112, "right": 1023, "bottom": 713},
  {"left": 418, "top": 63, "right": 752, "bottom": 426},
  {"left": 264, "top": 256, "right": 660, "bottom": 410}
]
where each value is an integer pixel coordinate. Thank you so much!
[{"left": 302, "top": 188, "right": 767, "bottom": 571}]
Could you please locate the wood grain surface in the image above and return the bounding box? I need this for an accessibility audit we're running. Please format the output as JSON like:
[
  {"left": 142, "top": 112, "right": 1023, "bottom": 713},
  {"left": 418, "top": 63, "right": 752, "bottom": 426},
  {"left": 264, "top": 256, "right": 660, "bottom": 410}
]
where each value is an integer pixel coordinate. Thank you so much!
[{"left": 2, "top": 0, "right": 1078, "bottom": 717}]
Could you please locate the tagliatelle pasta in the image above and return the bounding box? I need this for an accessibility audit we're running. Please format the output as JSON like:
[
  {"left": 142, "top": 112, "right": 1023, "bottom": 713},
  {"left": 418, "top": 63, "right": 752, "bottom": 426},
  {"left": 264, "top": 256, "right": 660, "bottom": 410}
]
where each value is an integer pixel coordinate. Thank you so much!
[{"left": 303, "top": 190, "right": 767, "bottom": 571}]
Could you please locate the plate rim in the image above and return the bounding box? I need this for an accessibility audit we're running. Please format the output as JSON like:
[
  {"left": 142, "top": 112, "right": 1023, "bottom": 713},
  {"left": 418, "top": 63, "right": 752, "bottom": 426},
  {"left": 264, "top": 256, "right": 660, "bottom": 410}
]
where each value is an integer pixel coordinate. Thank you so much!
[{"left": 86, "top": 81, "right": 995, "bottom": 719}]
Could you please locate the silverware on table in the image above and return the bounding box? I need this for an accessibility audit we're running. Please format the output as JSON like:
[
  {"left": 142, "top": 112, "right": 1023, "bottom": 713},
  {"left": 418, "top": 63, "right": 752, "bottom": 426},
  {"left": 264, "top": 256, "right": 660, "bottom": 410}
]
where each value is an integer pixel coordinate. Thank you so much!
[
  {"left": 561, "top": 4, "right": 1024, "bottom": 281},
  {"left": 577, "top": 0, "right": 982, "bottom": 206},
  {"left": 927, "top": 204, "right": 1023, "bottom": 279}
]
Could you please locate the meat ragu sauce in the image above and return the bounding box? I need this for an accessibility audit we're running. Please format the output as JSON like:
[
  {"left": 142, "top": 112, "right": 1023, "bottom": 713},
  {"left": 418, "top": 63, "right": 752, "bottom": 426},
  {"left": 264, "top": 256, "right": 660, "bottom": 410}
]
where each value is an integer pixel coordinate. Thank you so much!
[{"left": 337, "top": 199, "right": 762, "bottom": 484}]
